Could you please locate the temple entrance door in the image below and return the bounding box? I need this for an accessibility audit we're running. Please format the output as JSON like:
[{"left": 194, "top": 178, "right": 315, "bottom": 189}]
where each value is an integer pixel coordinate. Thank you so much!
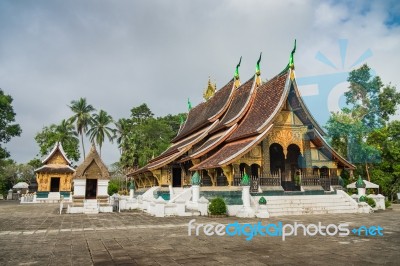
[
  {"left": 269, "top": 143, "right": 285, "bottom": 183},
  {"left": 269, "top": 144, "right": 285, "bottom": 173},
  {"left": 50, "top": 177, "right": 60, "bottom": 192},
  {"left": 286, "top": 144, "right": 301, "bottom": 190},
  {"left": 85, "top": 179, "right": 97, "bottom": 199},
  {"left": 172, "top": 168, "right": 182, "bottom": 187}
]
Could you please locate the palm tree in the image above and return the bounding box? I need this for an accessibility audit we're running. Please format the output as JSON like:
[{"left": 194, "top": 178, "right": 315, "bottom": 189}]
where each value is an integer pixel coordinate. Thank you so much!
[
  {"left": 114, "top": 118, "right": 131, "bottom": 154},
  {"left": 68, "top": 98, "right": 95, "bottom": 159},
  {"left": 55, "top": 119, "right": 79, "bottom": 145},
  {"left": 87, "top": 110, "right": 114, "bottom": 156}
]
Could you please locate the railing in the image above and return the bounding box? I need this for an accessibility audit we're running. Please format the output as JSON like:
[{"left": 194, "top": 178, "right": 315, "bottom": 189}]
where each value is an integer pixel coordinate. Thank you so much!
[
  {"left": 320, "top": 177, "right": 331, "bottom": 191},
  {"left": 259, "top": 177, "right": 281, "bottom": 186},
  {"left": 330, "top": 176, "right": 339, "bottom": 186},
  {"left": 259, "top": 171, "right": 281, "bottom": 186},
  {"left": 216, "top": 175, "right": 228, "bottom": 186},
  {"left": 233, "top": 175, "right": 241, "bottom": 186},
  {"left": 300, "top": 174, "right": 321, "bottom": 186}
]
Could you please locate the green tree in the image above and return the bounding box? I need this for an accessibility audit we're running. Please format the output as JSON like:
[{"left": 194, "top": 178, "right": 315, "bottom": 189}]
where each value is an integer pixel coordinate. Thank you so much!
[
  {"left": 87, "top": 110, "right": 114, "bottom": 156},
  {"left": 27, "top": 158, "right": 42, "bottom": 169},
  {"left": 130, "top": 103, "right": 154, "bottom": 124},
  {"left": 0, "top": 161, "right": 35, "bottom": 193},
  {"left": 0, "top": 159, "right": 15, "bottom": 194},
  {"left": 325, "top": 64, "right": 400, "bottom": 180},
  {"left": 35, "top": 119, "right": 80, "bottom": 162},
  {"left": 68, "top": 98, "right": 95, "bottom": 159},
  {"left": 114, "top": 118, "right": 132, "bottom": 154},
  {"left": 0, "top": 89, "right": 22, "bottom": 159},
  {"left": 118, "top": 103, "right": 184, "bottom": 169},
  {"left": 367, "top": 121, "right": 400, "bottom": 200}
]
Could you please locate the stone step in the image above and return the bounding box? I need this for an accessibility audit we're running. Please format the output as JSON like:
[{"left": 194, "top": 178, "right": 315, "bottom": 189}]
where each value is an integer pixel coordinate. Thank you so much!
[
  {"left": 267, "top": 205, "right": 357, "bottom": 213},
  {"left": 266, "top": 202, "right": 355, "bottom": 208},
  {"left": 269, "top": 208, "right": 358, "bottom": 217}
]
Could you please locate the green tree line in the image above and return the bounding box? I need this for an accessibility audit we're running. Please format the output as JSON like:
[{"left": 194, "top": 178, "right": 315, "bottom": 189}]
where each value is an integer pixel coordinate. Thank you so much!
[{"left": 325, "top": 64, "right": 400, "bottom": 200}]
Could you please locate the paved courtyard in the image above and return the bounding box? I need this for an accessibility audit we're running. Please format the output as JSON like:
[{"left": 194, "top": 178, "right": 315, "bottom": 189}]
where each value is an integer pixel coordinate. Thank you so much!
[{"left": 0, "top": 201, "right": 399, "bottom": 265}]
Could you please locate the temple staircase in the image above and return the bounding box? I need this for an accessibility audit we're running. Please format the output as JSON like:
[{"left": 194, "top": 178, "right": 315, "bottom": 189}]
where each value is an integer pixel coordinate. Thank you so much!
[
  {"left": 258, "top": 191, "right": 358, "bottom": 217},
  {"left": 83, "top": 199, "right": 99, "bottom": 214}
]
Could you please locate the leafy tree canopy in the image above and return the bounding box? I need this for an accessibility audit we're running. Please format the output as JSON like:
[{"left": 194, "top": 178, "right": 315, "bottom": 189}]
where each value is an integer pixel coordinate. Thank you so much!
[
  {"left": 34, "top": 119, "right": 80, "bottom": 162},
  {"left": 0, "top": 89, "right": 22, "bottom": 160},
  {"left": 118, "top": 103, "right": 185, "bottom": 169}
]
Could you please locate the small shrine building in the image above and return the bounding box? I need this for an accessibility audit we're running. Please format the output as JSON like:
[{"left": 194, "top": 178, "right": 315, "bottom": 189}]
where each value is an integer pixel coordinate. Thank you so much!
[
  {"left": 34, "top": 142, "right": 75, "bottom": 200},
  {"left": 72, "top": 145, "right": 110, "bottom": 204}
]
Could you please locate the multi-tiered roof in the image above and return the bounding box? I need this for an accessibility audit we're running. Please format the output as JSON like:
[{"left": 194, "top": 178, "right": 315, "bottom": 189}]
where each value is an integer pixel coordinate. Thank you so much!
[{"left": 131, "top": 45, "right": 355, "bottom": 176}]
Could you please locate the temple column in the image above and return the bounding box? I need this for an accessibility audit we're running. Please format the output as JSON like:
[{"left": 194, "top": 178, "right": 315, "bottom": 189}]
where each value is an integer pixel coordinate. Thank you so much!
[
  {"left": 222, "top": 165, "right": 233, "bottom": 186},
  {"left": 262, "top": 138, "right": 270, "bottom": 176},
  {"left": 151, "top": 170, "right": 162, "bottom": 186},
  {"left": 302, "top": 135, "right": 312, "bottom": 176},
  {"left": 207, "top": 169, "right": 217, "bottom": 186}
]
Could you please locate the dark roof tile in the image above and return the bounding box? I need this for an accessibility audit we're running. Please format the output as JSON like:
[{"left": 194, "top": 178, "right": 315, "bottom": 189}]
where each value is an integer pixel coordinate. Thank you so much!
[
  {"left": 172, "top": 79, "right": 234, "bottom": 142},
  {"left": 228, "top": 71, "right": 289, "bottom": 141}
]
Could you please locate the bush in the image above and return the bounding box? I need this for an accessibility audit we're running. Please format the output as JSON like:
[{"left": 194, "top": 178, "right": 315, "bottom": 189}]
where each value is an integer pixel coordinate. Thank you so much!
[
  {"left": 208, "top": 197, "right": 227, "bottom": 215},
  {"left": 108, "top": 180, "right": 119, "bottom": 196},
  {"left": 385, "top": 200, "right": 391, "bottom": 209},
  {"left": 366, "top": 197, "right": 376, "bottom": 208}
]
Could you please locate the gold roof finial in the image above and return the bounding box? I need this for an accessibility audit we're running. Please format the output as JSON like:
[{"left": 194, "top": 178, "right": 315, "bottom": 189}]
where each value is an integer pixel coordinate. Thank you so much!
[{"left": 203, "top": 76, "right": 216, "bottom": 101}]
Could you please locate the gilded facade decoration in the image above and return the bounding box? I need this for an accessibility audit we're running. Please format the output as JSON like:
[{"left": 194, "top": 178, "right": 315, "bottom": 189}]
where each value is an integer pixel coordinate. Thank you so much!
[{"left": 268, "top": 127, "right": 307, "bottom": 156}]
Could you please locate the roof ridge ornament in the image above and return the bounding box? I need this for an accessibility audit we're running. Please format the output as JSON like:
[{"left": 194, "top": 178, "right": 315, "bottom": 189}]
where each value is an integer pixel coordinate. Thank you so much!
[
  {"left": 234, "top": 56, "right": 242, "bottom": 88},
  {"left": 256, "top": 52, "right": 262, "bottom": 86},
  {"left": 203, "top": 76, "right": 216, "bottom": 101},
  {"left": 187, "top": 98, "right": 192, "bottom": 111},
  {"left": 289, "top": 39, "right": 296, "bottom": 69}
]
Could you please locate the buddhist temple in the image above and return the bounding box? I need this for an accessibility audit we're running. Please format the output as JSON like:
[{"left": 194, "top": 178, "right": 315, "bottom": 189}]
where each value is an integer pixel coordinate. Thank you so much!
[
  {"left": 129, "top": 43, "right": 355, "bottom": 194},
  {"left": 72, "top": 145, "right": 110, "bottom": 205},
  {"left": 34, "top": 142, "right": 75, "bottom": 201}
]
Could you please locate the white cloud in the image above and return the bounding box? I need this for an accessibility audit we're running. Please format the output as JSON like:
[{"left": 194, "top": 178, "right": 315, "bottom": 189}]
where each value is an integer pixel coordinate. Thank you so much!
[{"left": 1, "top": 0, "right": 399, "bottom": 165}]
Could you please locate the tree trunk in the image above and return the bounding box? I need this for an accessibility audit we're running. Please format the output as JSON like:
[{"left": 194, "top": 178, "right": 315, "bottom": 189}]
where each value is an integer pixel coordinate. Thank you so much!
[
  {"left": 81, "top": 134, "right": 86, "bottom": 159},
  {"left": 365, "top": 161, "right": 370, "bottom": 181}
]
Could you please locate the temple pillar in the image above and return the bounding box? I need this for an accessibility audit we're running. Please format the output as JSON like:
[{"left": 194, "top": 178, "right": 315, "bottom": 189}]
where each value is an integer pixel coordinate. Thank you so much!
[
  {"left": 151, "top": 170, "right": 162, "bottom": 186},
  {"left": 222, "top": 165, "right": 233, "bottom": 186},
  {"left": 302, "top": 136, "right": 312, "bottom": 176},
  {"left": 207, "top": 169, "right": 217, "bottom": 186},
  {"left": 262, "top": 138, "right": 270, "bottom": 176}
]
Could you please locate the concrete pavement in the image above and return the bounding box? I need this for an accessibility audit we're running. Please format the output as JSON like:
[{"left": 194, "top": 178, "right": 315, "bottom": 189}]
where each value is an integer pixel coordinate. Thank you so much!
[{"left": 0, "top": 201, "right": 399, "bottom": 265}]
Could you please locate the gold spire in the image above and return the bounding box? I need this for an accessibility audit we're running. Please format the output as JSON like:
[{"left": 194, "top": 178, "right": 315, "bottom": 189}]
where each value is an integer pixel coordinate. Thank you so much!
[{"left": 203, "top": 77, "right": 216, "bottom": 101}]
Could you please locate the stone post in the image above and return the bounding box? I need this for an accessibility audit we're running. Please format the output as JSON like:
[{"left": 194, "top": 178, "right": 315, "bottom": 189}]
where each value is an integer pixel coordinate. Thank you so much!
[
  {"left": 356, "top": 176, "right": 366, "bottom": 197},
  {"left": 192, "top": 185, "right": 200, "bottom": 203},
  {"left": 190, "top": 171, "right": 201, "bottom": 203},
  {"left": 154, "top": 197, "right": 166, "bottom": 217},
  {"left": 169, "top": 184, "right": 174, "bottom": 199},
  {"left": 236, "top": 172, "right": 255, "bottom": 218},
  {"left": 198, "top": 196, "right": 209, "bottom": 216},
  {"left": 242, "top": 186, "right": 251, "bottom": 208}
]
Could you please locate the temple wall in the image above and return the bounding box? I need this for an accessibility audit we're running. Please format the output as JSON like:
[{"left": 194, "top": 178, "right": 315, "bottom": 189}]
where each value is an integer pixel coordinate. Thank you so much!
[
  {"left": 36, "top": 172, "right": 73, "bottom": 192},
  {"left": 73, "top": 179, "right": 86, "bottom": 196},
  {"left": 98, "top": 180, "right": 109, "bottom": 196}
]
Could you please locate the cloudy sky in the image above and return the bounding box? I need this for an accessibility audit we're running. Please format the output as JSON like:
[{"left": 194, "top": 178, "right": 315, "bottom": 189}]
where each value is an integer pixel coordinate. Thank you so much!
[{"left": 1, "top": 0, "right": 399, "bottom": 166}]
